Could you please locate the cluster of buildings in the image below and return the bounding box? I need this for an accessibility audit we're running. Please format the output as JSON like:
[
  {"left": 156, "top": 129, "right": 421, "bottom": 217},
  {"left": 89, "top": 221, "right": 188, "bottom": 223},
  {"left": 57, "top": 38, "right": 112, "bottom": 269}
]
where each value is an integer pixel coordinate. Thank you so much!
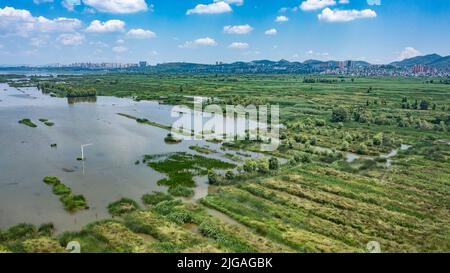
[{"left": 50, "top": 61, "right": 149, "bottom": 70}]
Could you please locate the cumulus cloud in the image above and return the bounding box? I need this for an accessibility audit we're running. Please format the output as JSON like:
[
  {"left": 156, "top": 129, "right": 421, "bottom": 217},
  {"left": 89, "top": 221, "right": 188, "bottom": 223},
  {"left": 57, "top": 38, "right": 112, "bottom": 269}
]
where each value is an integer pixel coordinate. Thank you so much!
[
  {"left": 398, "top": 47, "right": 421, "bottom": 60},
  {"left": 228, "top": 42, "right": 249, "bottom": 49},
  {"left": 300, "top": 0, "right": 336, "bottom": 11},
  {"left": 57, "top": 32, "right": 85, "bottom": 46},
  {"left": 228, "top": 42, "right": 250, "bottom": 49},
  {"left": 318, "top": 8, "right": 376, "bottom": 22},
  {"left": 85, "top": 19, "right": 125, "bottom": 33},
  {"left": 264, "top": 28, "right": 277, "bottom": 35},
  {"left": 62, "top": 0, "right": 81, "bottom": 11},
  {"left": 33, "top": 0, "right": 54, "bottom": 4},
  {"left": 275, "top": 16, "right": 289, "bottom": 22},
  {"left": 0, "top": 7, "right": 82, "bottom": 37},
  {"left": 83, "top": 0, "right": 148, "bottom": 14},
  {"left": 179, "top": 37, "right": 217, "bottom": 48},
  {"left": 127, "top": 28, "right": 156, "bottom": 39},
  {"left": 223, "top": 24, "right": 253, "bottom": 34},
  {"left": 187, "top": 1, "right": 232, "bottom": 15},
  {"left": 112, "top": 45, "right": 128, "bottom": 53},
  {"left": 214, "top": 0, "right": 244, "bottom": 5}
]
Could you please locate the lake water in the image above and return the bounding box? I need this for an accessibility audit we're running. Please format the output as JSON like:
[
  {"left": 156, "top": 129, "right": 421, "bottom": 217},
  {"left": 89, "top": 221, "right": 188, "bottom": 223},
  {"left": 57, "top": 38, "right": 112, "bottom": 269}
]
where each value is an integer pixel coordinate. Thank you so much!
[{"left": 0, "top": 83, "right": 262, "bottom": 233}]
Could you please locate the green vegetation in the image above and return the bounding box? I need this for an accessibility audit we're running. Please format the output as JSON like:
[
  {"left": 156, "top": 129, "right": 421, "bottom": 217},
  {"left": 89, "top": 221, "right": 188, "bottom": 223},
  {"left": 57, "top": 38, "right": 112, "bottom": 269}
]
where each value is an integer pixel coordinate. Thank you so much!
[
  {"left": 43, "top": 177, "right": 88, "bottom": 213},
  {"left": 189, "top": 145, "right": 216, "bottom": 154},
  {"left": 168, "top": 185, "right": 195, "bottom": 198},
  {"left": 164, "top": 133, "right": 182, "bottom": 144},
  {"left": 3, "top": 74, "right": 450, "bottom": 252},
  {"left": 107, "top": 198, "right": 140, "bottom": 216},
  {"left": 144, "top": 152, "right": 235, "bottom": 190},
  {"left": 18, "top": 119, "right": 37, "bottom": 128},
  {"left": 142, "top": 192, "right": 174, "bottom": 206},
  {"left": 37, "top": 82, "right": 96, "bottom": 98}
]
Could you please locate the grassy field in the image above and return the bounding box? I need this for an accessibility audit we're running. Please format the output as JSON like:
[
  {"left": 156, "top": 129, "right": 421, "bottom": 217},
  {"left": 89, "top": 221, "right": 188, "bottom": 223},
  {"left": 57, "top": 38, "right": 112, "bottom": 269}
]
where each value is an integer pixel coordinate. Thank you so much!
[{"left": 1, "top": 74, "right": 449, "bottom": 253}]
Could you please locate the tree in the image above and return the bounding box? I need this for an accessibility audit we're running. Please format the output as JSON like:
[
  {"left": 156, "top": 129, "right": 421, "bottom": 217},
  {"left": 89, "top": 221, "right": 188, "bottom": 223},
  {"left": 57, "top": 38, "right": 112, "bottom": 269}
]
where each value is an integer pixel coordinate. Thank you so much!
[
  {"left": 331, "top": 107, "right": 349, "bottom": 123},
  {"left": 269, "top": 157, "right": 279, "bottom": 170},
  {"left": 243, "top": 159, "right": 257, "bottom": 173},
  {"left": 208, "top": 171, "right": 220, "bottom": 185},
  {"left": 257, "top": 159, "right": 270, "bottom": 174},
  {"left": 373, "top": 133, "right": 383, "bottom": 146},
  {"left": 420, "top": 100, "right": 429, "bottom": 110}
]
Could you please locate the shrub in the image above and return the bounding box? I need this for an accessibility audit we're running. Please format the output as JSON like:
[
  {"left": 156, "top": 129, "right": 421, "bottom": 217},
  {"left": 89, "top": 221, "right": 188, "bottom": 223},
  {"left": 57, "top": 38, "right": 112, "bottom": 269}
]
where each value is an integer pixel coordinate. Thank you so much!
[
  {"left": 356, "top": 143, "right": 369, "bottom": 155},
  {"left": 331, "top": 107, "right": 349, "bottom": 122},
  {"left": 5, "top": 224, "right": 37, "bottom": 241},
  {"left": 243, "top": 159, "right": 257, "bottom": 173},
  {"left": 256, "top": 159, "right": 270, "bottom": 174},
  {"left": 269, "top": 157, "right": 279, "bottom": 170},
  {"left": 43, "top": 176, "right": 61, "bottom": 186},
  {"left": 52, "top": 184, "right": 72, "bottom": 196},
  {"left": 38, "top": 223, "right": 55, "bottom": 237},
  {"left": 168, "top": 185, "right": 195, "bottom": 197},
  {"left": 142, "top": 192, "right": 173, "bottom": 206},
  {"left": 107, "top": 198, "right": 139, "bottom": 216}
]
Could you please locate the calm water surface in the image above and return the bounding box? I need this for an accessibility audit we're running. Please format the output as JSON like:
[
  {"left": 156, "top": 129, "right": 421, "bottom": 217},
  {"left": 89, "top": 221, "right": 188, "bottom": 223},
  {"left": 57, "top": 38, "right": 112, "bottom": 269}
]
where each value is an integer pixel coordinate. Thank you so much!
[{"left": 0, "top": 83, "right": 257, "bottom": 233}]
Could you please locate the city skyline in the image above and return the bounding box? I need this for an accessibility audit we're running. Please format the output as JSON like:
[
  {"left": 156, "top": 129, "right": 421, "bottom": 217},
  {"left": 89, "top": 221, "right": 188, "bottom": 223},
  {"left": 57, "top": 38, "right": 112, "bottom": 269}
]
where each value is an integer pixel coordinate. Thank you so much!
[{"left": 1, "top": 0, "right": 450, "bottom": 65}]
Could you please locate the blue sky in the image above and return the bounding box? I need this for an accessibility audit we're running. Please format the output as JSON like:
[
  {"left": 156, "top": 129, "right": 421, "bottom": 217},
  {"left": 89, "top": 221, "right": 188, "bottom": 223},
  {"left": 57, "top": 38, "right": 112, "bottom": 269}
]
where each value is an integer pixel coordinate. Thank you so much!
[{"left": 0, "top": 0, "right": 449, "bottom": 65}]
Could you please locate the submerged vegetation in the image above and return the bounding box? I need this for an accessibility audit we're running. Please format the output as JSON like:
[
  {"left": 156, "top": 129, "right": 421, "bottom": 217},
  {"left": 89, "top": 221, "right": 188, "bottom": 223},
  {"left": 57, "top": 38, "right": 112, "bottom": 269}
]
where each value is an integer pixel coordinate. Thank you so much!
[
  {"left": 18, "top": 119, "right": 37, "bottom": 128},
  {"left": 144, "top": 152, "right": 235, "bottom": 194},
  {"left": 43, "top": 177, "right": 88, "bottom": 213}
]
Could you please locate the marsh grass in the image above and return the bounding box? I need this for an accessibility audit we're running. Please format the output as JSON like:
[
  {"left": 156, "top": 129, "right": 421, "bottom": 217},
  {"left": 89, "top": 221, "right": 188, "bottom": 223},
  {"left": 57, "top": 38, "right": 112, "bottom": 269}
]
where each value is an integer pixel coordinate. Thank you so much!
[
  {"left": 18, "top": 119, "right": 37, "bottom": 128},
  {"left": 107, "top": 198, "right": 140, "bottom": 216},
  {"left": 43, "top": 176, "right": 88, "bottom": 212},
  {"left": 144, "top": 152, "right": 235, "bottom": 190}
]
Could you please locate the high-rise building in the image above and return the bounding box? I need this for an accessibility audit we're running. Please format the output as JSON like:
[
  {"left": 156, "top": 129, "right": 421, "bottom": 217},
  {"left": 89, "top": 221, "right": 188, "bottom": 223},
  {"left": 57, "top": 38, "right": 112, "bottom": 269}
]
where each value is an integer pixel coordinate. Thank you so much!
[{"left": 139, "top": 61, "right": 147, "bottom": 68}]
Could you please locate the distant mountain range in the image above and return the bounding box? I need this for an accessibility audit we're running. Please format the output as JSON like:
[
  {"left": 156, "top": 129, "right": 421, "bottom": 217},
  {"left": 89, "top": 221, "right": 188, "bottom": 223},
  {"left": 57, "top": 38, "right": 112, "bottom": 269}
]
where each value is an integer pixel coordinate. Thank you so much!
[
  {"left": 389, "top": 54, "right": 450, "bottom": 69},
  {"left": 1, "top": 54, "right": 449, "bottom": 75}
]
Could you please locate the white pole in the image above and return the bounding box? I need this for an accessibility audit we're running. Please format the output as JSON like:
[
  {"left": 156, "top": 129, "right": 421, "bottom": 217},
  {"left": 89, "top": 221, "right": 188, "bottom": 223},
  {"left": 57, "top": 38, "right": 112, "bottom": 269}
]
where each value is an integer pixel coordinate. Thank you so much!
[
  {"left": 80, "top": 144, "right": 93, "bottom": 175},
  {"left": 81, "top": 144, "right": 93, "bottom": 160}
]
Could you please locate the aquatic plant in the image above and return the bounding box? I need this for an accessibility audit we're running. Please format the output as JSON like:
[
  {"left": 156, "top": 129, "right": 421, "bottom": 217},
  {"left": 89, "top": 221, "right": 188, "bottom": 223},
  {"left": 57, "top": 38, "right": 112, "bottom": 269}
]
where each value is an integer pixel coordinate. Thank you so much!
[
  {"left": 42, "top": 177, "right": 88, "bottom": 212},
  {"left": 18, "top": 119, "right": 37, "bottom": 128},
  {"left": 107, "top": 198, "right": 140, "bottom": 216},
  {"left": 168, "top": 185, "right": 195, "bottom": 198},
  {"left": 142, "top": 192, "right": 174, "bottom": 206}
]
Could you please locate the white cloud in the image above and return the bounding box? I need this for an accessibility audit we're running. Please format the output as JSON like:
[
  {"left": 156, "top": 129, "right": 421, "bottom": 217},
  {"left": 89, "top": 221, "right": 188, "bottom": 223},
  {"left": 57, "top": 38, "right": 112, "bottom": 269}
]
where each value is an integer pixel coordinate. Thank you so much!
[
  {"left": 228, "top": 42, "right": 249, "bottom": 49},
  {"left": 179, "top": 37, "right": 217, "bottom": 48},
  {"left": 58, "top": 32, "right": 85, "bottom": 46},
  {"left": 30, "top": 35, "right": 50, "bottom": 47},
  {"left": 223, "top": 24, "right": 253, "bottom": 34},
  {"left": 264, "top": 28, "right": 277, "bottom": 35},
  {"left": 85, "top": 20, "right": 125, "bottom": 33},
  {"left": 33, "top": 0, "right": 53, "bottom": 4},
  {"left": 62, "top": 0, "right": 81, "bottom": 11},
  {"left": 187, "top": 1, "right": 232, "bottom": 15},
  {"left": 300, "top": 0, "right": 336, "bottom": 11},
  {"left": 0, "top": 7, "right": 82, "bottom": 37},
  {"left": 214, "top": 0, "right": 244, "bottom": 5},
  {"left": 275, "top": 15, "right": 289, "bottom": 22},
  {"left": 90, "top": 41, "right": 109, "bottom": 48},
  {"left": 83, "top": 0, "right": 148, "bottom": 14},
  {"left": 398, "top": 47, "right": 421, "bottom": 60},
  {"left": 112, "top": 45, "right": 128, "bottom": 53},
  {"left": 367, "top": 0, "right": 381, "bottom": 6},
  {"left": 127, "top": 28, "right": 156, "bottom": 39},
  {"left": 318, "top": 8, "right": 377, "bottom": 22}
]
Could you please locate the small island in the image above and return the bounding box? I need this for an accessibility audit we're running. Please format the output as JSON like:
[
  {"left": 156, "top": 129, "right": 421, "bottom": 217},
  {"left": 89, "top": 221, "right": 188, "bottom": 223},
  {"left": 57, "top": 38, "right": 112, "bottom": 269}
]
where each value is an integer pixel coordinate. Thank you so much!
[{"left": 43, "top": 176, "right": 89, "bottom": 213}]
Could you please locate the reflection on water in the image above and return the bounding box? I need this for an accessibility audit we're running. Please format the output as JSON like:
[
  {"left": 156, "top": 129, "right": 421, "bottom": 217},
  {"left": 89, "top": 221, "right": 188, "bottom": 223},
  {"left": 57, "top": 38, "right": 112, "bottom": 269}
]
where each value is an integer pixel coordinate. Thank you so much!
[
  {"left": 0, "top": 83, "right": 256, "bottom": 233},
  {"left": 67, "top": 96, "right": 97, "bottom": 104}
]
